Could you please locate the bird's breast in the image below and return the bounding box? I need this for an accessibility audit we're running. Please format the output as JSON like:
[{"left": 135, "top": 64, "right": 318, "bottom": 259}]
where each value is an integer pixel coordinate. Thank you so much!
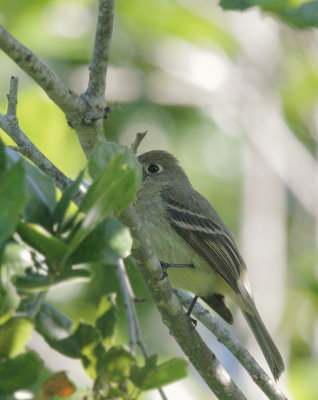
[{"left": 135, "top": 194, "right": 228, "bottom": 296}]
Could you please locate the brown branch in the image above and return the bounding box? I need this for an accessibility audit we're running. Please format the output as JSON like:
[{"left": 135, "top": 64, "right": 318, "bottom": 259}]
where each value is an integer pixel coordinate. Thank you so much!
[{"left": 177, "top": 291, "right": 288, "bottom": 400}]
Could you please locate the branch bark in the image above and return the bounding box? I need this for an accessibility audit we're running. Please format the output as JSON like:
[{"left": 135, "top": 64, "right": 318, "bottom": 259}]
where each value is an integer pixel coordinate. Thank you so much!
[
  {"left": 0, "top": 77, "right": 74, "bottom": 192},
  {"left": 177, "top": 291, "right": 288, "bottom": 400},
  {"left": 86, "top": 0, "right": 115, "bottom": 102},
  {"left": 0, "top": 1, "right": 115, "bottom": 157},
  {"left": 0, "top": 26, "right": 85, "bottom": 120}
]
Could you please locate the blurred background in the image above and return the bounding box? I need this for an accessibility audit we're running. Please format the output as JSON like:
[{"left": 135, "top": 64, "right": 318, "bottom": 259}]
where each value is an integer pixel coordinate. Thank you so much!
[{"left": 1, "top": 0, "right": 318, "bottom": 399}]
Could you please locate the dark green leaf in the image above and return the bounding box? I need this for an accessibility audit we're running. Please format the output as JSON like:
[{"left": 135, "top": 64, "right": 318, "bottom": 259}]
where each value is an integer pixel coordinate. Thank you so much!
[
  {"left": 98, "top": 346, "right": 135, "bottom": 383},
  {"left": 24, "top": 161, "right": 56, "bottom": 213},
  {"left": 0, "top": 138, "right": 6, "bottom": 174},
  {"left": 130, "top": 354, "right": 158, "bottom": 388},
  {"left": 13, "top": 274, "right": 53, "bottom": 293},
  {"left": 95, "top": 295, "right": 117, "bottom": 346},
  {"left": 53, "top": 170, "right": 84, "bottom": 227},
  {"left": 23, "top": 161, "right": 56, "bottom": 231},
  {"left": 0, "top": 351, "right": 43, "bottom": 394},
  {"left": 131, "top": 356, "right": 187, "bottom": 390},
  {"left": 0, "top": 317, "right": 34, "bottom": 358},
  {"left": 17, "top": 222, "right": 69, "bottom": 266},
  {"left": 64, "top": 151, "right": 139, "bottom": 260},
  {"left": 0, "top": 161, "right": 26, "bottom": 246},
  {"left": 74, "top": 323, "right": 101, "bottom": 379},
  {"left": 68, "top": 218, "right": 132, "bottom": 265},
  {"left": 220, "top": 0, "right": 318, "bottom": 29},
  {"left": 219, "top": 0, "right": 251, "bottom": 10},
  {"left": 36, "top": 303, "right": 73, "bottom": 340},
  {"left": 35, "top": 303, "right": 80, "bottom": 358},
  {"left": 74, "top": 322, "right": 100, "bottom": 353},
  {"left": 57, "top": 268, "right": 91, "bottom": 283}
]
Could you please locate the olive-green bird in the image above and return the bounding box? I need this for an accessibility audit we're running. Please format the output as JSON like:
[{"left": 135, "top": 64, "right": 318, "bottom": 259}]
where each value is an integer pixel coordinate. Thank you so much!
[{"left": 136, "top": 150, "right": 284, "bottom": 380}]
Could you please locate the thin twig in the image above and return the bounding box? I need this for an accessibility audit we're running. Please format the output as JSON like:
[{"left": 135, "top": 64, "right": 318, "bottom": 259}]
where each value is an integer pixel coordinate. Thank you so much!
[
  {"left": 177, "top": 291, "right": 288, "bottom": 400},
  {"left": 7, "top": 75, "right": 18, "bottom": 115},
  {"left": 116, "top": 258, "right": 168, "bottom": 400},
  {"left": 116, "top": 259, "right": 137, "bottom": 355},
  {"left": 28, "top": 291, "right": 47, "bottom": 320},
  {"left": 130, "top": 131, "right": 148, "bottom": 155},
  {"left": 86, "top": 0, "right": 115, "bottom": 101},
  {"left": 0, "top": 78, "right": 77, "bottom": 193}
]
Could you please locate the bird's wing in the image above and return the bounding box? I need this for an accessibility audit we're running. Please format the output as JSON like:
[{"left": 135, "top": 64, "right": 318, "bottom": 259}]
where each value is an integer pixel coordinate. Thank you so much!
[{"left": 161, "top": 186, "right": 244, "bottom": 293}]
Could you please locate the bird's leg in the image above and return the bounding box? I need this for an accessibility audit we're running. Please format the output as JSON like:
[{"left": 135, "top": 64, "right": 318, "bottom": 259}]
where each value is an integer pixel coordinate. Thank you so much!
[
  {"left": 186, "top": 295, "right": 198, "bottom": 327},
  {"left": 158, "top": 262, "right": 194, "bottom": 281}
]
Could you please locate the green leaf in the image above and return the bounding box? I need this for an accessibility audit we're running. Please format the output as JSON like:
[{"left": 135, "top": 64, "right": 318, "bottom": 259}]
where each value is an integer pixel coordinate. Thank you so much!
[
  {"left": 64, "top": 149, "right": 140, "bottom": 259},
  {"left": 88, "top": 142, "right": 141, "bottom": 183},
  {"left": 0, "top": 282, "right": 20, "bottom": 325},
  {"left": 95, "top": 295, "right": 117, "bottom": 346},
  {"left": 74, "top": 322, "right": 100, "bottom": 353},
  {"left": 220, "top": 0, "right": 318, "bottom": 29},
  {"left": 98, "top": 346, "right": 135, "bottom": 383},
  {"left": 57, "top": 268, "right": 91, "bottom": 283},
  {"left": 68, "top": 218, "right": 132, "bottom": 265},
  {"left": 17, "top": 222, "right": 69, "bottom": 266},
  {"left": 14, "top": 268, "right": 90, "bottom": 294},
  {"left": 74, "top": 322, "right": 101, "bottom": 379},
  {"left": 53, "top": 170, "right": 84, "bottom": 227},
  {"left": 0, "top": 317, "right": 34, "bottom": 358},
  {"left": 13, "top": 274, "right": 53, "bottom": 293},
  {"left": 35, "top": 303, "right": 80, "bottom": 359},
  {"left": 0, "top": 138, "right": 6, "bottom": 175},
  {"left": 23, "top": 161, "right": 57, "bottom": 231},
  {"left": 0, "top": 351, "right": 43, "bottom": 394},
  {"left": 2, "top": 243, "right": 32, "bottom": 277},
  {"left": 24, "top": 160, "right": 56, "bottom": 213},
  {"left": 0, "top": 161, "right": 26, "bottom": 246},
  {"left": 130, "top": 356, "right": 188, "bottom": 390},
  {"left": 219, "top": 0, "right": 251, "bottom": 10}
]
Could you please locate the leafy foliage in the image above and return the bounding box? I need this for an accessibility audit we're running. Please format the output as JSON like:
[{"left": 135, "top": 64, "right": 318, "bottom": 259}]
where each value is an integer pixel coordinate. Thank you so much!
[
  {"left": 0, "top": 139, "right": 187, "bottom": 398},
  {"left": 220, "top": 0, "right": 318, "bottom": 28}
]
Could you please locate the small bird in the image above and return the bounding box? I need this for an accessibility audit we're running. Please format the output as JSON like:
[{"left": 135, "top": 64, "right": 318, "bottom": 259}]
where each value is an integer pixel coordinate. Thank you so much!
[{"left": 136, "top": 150, "right": 284, "bottom": 380}]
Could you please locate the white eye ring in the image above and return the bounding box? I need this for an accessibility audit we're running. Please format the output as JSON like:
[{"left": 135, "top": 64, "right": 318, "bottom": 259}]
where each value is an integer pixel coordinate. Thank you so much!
[{"left": 146, "top": 163, "right": 163, "bottom": 174}]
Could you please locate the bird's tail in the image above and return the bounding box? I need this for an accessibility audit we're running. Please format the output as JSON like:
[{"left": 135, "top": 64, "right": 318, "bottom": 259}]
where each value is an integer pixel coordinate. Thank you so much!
[{"left": 243, "top": 307, "right": 285, "bottom": 381}]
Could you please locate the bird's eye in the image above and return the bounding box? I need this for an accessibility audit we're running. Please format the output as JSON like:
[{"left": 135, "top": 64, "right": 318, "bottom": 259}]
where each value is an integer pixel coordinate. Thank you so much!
[{"left": 147, "top": 164, "right": 161, "bottom": 174}]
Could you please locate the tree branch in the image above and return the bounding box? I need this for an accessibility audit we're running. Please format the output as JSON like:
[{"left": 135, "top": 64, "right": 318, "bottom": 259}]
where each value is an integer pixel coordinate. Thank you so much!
[
  {"left": 0, "top": 77, "right": 75, "bottom": 192},
  {"left": 86, "top": 0, "right": 115, "bottom": 102},
  {"left": 177, "top": 291, "right": 288, "bottom": 400},
  {"left": 115, "top": 259, "right": 138, "bottom": 355},
  {"left": 116, "top": 259, "right": 168, "bottom": 400},
  {"left": 130, "top": 131, "right": 148, "bottom": 154},
  {"left": 0, "top": 26, "right": 85, "bottom": 120}
]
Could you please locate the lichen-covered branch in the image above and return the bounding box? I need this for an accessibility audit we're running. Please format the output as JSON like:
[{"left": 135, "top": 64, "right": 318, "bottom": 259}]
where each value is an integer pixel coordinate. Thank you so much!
[
  {"left": 0, "top": 26, "right": 85, "bottom": 121},
  {"left": 86, "top": 0, "right": 115, "bottom": 102},
  {"left": 177, "top": 291, "right": 288, "bottom": 400},
  {"left": 116, "top": 259, "right": 168, "bottom": 400},
  {"left": 0, "top": 77, "right": 74, "bottom": 192}
]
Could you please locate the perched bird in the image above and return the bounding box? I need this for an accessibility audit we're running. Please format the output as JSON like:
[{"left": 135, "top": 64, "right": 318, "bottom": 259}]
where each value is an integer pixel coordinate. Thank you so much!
[{"left": 136, "top": 150, "right": 284, "bottom": 380}]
